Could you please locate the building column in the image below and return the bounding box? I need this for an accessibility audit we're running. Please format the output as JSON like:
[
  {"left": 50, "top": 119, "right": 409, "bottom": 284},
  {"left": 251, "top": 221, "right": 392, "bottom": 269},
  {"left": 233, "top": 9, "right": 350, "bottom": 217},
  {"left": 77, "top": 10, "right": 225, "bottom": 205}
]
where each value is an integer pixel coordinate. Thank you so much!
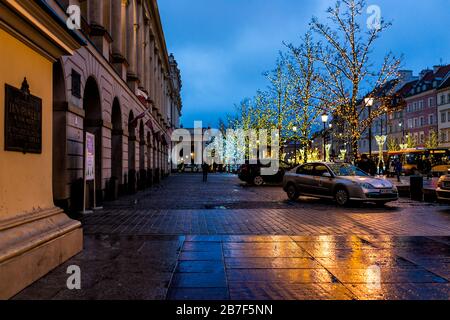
[
  {"left": 89, "top": 0, "right": 112, "bottom": 60},
  {"left": 136, "top": 3, "right": 145, "bottom": 91},
  {"left": 126, "top": 0, "right": 138, "bottom": 91},
  {"left": 111, "top": 0, "right": 128, "bottom": 79},
  {"left": 89, "top": 0, "right": 103, "bottom": 27},
  {"left": 144, "top": 24, "right": 150, "bottom": 95}
]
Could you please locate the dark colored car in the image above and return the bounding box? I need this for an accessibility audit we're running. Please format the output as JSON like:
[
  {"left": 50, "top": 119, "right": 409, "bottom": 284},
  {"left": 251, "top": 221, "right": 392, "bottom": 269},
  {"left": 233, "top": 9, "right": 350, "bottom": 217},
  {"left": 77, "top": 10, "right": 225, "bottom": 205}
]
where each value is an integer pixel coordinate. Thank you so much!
[{"left": 238, "top": 160, "right": 293, "bottom": 186}]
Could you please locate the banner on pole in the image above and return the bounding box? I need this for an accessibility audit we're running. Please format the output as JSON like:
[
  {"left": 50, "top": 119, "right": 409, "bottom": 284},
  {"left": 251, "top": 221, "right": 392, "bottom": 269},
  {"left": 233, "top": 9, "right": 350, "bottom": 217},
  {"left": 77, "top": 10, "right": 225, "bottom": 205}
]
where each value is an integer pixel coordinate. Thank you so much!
[{"left": 85, "top": 132, "right": 95, "bottom": 181}]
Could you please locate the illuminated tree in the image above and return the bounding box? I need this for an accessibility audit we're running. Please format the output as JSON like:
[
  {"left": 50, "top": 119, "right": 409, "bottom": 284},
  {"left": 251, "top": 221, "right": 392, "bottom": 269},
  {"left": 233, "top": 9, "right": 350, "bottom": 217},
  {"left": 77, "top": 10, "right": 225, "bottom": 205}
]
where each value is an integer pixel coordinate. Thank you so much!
[
  {"left": 285, "top": 32, "right": 326, "bottom": 163},
  {"left": 311, "top": 0, "right": 402, "bottom": 159},
  {"left": 425, "top": 129, "right": 439, "bottom": 149},
  {"left": 406, "top": 133, "right": 416, "bottom": 149},
  {"left": 387, "top": 136, "right": 399, "bottom": 152}
]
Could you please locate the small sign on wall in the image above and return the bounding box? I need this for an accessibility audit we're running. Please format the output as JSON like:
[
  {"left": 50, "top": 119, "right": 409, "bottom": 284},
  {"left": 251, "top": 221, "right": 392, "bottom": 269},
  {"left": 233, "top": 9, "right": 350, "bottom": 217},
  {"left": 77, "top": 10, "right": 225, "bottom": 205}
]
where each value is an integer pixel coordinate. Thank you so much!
[{"left": 4, "top": 79, "right": 42, "bottom": 154}]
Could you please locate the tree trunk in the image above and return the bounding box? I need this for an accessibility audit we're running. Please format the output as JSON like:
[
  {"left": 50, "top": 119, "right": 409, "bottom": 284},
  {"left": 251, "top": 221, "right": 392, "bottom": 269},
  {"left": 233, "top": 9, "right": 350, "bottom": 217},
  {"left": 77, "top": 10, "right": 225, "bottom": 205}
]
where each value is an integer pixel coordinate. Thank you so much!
[{"left": 351, "top": 138, "right": 359, "bottom": 164}]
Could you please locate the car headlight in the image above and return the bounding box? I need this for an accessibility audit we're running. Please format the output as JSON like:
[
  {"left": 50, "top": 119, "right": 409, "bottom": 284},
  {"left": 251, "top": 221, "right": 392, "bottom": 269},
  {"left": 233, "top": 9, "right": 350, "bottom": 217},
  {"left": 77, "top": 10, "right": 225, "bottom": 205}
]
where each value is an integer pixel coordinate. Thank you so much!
[{"left": 360, "top": 183, "right": 376, "bottom": 190}]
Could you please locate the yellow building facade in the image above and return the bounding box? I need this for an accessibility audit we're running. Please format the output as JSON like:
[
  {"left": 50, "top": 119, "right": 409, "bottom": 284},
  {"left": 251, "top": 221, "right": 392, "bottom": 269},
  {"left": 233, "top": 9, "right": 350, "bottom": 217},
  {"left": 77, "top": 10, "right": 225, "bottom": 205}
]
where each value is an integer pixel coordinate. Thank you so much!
[{"left": 0, "top": 0, "right": 84, "bottom": 299}]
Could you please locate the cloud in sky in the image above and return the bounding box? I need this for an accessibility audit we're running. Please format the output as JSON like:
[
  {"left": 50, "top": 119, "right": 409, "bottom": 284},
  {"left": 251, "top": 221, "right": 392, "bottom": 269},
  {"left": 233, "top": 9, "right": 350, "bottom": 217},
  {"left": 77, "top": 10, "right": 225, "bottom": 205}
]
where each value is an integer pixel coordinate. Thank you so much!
[{"left": 159, "top": 0, "right": 450, "bottom": 128}]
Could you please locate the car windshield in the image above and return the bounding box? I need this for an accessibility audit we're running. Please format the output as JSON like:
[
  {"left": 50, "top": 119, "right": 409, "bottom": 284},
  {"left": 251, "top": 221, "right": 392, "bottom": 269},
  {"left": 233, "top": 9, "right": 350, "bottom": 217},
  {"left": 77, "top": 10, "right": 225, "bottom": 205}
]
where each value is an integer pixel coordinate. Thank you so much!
[{"left": 328, "top": 164, "right": 369, "bottom": 177}]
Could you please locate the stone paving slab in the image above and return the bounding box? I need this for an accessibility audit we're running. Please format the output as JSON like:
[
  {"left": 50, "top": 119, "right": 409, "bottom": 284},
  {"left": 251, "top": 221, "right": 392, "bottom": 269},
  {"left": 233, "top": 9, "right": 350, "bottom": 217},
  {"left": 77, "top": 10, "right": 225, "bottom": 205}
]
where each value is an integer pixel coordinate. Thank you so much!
[{"left": 166, "top": 235, "right": 450, "bottom": 300}]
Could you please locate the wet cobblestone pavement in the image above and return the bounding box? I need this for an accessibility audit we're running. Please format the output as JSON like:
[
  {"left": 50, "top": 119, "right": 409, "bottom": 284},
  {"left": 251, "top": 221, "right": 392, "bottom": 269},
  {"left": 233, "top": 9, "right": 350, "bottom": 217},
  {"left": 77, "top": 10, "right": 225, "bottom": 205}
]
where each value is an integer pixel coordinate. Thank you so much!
[{"left": 14, "top": 174, "right": 450, "bottom": 300}]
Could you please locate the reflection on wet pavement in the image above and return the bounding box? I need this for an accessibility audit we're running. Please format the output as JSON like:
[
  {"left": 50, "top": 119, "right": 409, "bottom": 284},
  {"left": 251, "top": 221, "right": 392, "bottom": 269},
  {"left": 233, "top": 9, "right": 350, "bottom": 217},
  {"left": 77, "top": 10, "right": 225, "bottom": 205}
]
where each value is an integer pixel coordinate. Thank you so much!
[{"left": 167, "top": 235, "right": 450, "bottom": 300}]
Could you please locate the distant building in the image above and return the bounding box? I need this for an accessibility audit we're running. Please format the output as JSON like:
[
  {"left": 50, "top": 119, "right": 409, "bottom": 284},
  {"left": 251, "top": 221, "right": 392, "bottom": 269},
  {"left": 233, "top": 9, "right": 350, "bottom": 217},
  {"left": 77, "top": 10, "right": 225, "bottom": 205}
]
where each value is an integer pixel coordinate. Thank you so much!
[
  {"left": 437, "top": 74, "right": 450, "bottom": 147},
  {"left": 404, "top": 65, "right": 450, "bottom": 147},
  {"left": 358, "top": 70, "right": 418, "bottom": 154}
]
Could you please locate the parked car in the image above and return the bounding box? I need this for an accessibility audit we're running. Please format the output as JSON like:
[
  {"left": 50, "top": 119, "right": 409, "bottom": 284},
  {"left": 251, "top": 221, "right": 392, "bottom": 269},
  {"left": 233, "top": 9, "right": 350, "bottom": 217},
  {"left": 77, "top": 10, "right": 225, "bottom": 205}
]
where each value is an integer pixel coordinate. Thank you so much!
[
  {"left": 436, "top": 169, "right": 450, "bottom": 203},
  {"left": 283, "top": 162, "right": 399, "bottom": 206},
  {"left": 238, "top": 160, "right": 293, "bottom": 186}
]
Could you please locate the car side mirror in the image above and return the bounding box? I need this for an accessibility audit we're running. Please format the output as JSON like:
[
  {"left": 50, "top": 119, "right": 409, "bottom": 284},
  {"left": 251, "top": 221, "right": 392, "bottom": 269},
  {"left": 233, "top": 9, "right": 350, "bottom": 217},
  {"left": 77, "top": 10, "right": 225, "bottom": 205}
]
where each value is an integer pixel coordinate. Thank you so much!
[{"left": 322, "top": 172, "right": 332, "bottom": 178}]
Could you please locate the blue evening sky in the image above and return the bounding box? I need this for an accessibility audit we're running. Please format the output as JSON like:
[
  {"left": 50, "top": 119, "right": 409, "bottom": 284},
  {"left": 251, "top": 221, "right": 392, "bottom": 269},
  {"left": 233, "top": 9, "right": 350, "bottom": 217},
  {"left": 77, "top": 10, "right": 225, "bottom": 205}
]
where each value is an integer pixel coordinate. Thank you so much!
[{"left": 159, "top": 0, "right": 450, "bottom": 128}]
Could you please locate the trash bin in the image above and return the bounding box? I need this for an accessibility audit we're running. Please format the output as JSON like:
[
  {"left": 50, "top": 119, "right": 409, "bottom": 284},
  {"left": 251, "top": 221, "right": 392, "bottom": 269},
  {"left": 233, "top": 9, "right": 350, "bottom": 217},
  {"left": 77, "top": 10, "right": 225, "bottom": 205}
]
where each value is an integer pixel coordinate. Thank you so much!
[{"left": 410, "top": 175, "right": 423, "bottom": 201}]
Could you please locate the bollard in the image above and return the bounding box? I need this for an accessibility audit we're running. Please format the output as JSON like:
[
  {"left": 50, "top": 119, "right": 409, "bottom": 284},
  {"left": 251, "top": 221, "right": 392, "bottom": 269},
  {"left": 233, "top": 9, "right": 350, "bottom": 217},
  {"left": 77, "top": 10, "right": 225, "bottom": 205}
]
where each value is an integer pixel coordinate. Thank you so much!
[{"left": 410, "top": 175, "right": 423, "bottom": 202}]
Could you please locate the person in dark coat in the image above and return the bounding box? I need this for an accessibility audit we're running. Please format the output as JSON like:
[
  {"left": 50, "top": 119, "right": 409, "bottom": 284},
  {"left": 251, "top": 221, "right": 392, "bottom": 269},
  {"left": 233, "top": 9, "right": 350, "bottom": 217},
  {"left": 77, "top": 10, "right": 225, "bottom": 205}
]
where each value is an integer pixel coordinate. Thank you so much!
[
  {"left": 394, "top": 158, "right": 402, "bottom": 182},
  {"left": 202, "top": 162, "right": 209, "bottom": 182},
  {"left": 423, "top": 157, "right": 432, "bottom": 179},
  {"left": 357, "top": 154, "right": 371, "bottom": 175}
]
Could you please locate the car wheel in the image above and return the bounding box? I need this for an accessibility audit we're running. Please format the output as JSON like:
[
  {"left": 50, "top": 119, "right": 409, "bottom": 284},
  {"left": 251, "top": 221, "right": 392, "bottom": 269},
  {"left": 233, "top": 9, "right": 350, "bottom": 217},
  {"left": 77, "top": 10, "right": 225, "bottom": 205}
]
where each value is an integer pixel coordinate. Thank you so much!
[
  {"left": 334, "top": 187, "right": 350, "bottom": 206},
  {"left": 253, "top": 175, "right": 264, "bottom": 186},
  {"left": 286, "top": 184, "right": 300, "bottom": 201}
]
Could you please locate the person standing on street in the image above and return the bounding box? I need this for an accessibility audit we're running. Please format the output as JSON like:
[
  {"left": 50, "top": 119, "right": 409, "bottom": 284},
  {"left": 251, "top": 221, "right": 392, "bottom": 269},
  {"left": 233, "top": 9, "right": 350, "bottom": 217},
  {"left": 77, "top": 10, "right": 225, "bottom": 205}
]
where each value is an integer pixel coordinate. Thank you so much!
[
  {"left": 394, "top": 158, "right": 402, "bottom": 183},
  {"left": 202, "top": 162, "right": 209, "bottom": 182}
]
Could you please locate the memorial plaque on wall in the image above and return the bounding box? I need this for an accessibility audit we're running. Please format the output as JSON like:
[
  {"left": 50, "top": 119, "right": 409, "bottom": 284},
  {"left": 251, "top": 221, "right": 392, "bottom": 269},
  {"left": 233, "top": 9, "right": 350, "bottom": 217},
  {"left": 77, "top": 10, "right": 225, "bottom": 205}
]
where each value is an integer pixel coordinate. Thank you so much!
[{"left": 4, "top": 80, "right": 42, "bottom": 154}]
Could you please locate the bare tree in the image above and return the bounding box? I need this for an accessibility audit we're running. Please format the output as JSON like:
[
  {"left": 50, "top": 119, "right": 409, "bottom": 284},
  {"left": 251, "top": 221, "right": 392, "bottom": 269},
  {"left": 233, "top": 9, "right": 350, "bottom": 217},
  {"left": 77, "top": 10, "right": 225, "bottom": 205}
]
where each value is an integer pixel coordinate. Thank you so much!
[{"left": 311, "top": 0, "right": 402, "bottom": 159}]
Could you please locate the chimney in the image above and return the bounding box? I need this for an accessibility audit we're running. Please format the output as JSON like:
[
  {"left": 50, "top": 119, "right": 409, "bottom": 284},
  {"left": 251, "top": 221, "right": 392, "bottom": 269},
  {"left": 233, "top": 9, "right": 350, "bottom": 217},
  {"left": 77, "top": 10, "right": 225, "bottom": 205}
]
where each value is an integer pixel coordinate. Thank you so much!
[
  {"left": 419, "top": 69, "right": 431, "bottom": 79},
  {"left": 398, "top": 70, "right": 414, "bottom": 82}
]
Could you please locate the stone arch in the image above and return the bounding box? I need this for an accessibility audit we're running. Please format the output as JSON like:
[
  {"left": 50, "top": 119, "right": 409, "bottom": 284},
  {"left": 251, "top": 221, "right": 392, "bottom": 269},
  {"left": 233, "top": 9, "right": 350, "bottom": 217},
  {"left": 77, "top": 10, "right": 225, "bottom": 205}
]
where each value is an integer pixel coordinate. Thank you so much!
[
  {"left": 111, "top": 98, "right": 123, "bottom": 198},
  {"left": 83, "top": 76, "right": 103, "bottom": 203}
]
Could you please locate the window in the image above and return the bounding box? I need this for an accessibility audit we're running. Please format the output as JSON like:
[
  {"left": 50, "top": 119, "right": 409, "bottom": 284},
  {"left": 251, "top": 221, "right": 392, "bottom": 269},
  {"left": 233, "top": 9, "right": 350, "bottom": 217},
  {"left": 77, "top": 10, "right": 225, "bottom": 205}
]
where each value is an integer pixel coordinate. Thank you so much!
[
  {"left": 429, "top": 114, "right": 434, "bottom": 125},
  {"left": 413, "top": 102, "right": 418, "bottom": 111},
  {"left": 297, "top": 164, "right": 314, "bottom": 175},
  {"left": 420, "top": 116, "right": 425, "bottom": 126},
  {"left": 442, "top": 112, "right": 447, "bottom": 123},
  {"left": 314, "top": 165, "right": 330, "bottom": 177},
  {"left": 441, "top": 95, "right": 446, "bottom": 105},
  {"left": 71, "top": 69, "right": 81, "bottom": 98},
  {"left": 419, "top": 100, "right": 424, "bottom": 110},
  {"left": 420, "top": 132, "right": 425, "bottom": 144},
  {"left": 408, "top": 119, "right": 413, "bottom": 129},
  {"left": 448, "top": 111, "right": 450, "bottom": 122},
  {"left": 429, "top": 97, "right": 434, "bottom": 107}
]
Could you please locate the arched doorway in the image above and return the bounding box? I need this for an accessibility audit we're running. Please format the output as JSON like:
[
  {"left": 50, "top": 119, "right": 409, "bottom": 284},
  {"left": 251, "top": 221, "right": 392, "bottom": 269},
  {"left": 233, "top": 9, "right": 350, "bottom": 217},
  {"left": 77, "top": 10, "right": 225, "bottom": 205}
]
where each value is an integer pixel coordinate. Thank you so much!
[
  {"left": 138, "top": 120, "right": 146, "bottom": 190},
  {"left": 128, "top": 111, "right": 137, "bottom": 193},
  {"left": 83, "top": 76, "right": 103, "bottom": 205},
  {"left": 111, "top": 98, "right": 122, "bottom": 199},
  {"left": 52, "top": 60, "right": 68, "bottom": 209}
]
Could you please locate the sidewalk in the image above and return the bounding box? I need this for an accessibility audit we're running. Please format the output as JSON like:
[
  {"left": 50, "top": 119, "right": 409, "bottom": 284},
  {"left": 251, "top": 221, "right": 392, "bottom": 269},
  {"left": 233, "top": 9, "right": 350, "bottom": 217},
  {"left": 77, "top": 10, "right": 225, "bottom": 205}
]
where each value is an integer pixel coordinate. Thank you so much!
[{"left": 381, "top": 176, "right": 439, "bottom": 190}]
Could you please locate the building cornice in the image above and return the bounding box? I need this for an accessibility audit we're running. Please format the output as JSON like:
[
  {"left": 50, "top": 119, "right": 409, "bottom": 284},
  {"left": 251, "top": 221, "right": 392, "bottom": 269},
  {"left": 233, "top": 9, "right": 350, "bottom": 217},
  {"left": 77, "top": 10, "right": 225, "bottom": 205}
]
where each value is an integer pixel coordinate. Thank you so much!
[{"left": 0, "top": 0, "right": 83, "bottom": 60}]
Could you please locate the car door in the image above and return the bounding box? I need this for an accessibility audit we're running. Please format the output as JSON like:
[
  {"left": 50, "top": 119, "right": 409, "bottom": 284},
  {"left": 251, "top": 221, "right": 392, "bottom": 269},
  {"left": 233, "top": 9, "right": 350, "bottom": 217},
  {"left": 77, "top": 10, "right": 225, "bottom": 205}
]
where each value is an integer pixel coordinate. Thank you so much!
[
  {"left": 314, "top": 164, "right": 334, "bottom": 197},
  {"left": 294, "top": 164, "right": 316, "bottom": 194}
]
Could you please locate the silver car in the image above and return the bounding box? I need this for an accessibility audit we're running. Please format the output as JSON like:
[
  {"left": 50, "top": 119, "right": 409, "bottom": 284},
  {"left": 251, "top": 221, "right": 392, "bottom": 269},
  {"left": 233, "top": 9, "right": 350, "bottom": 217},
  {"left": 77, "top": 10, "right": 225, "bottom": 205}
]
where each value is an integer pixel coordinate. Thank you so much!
[
  {"left": 436, "top": 169, "right": 450, "bottom": 203},
  {"left": 283, "top": 162, "right": 399, "bottom": 206}
]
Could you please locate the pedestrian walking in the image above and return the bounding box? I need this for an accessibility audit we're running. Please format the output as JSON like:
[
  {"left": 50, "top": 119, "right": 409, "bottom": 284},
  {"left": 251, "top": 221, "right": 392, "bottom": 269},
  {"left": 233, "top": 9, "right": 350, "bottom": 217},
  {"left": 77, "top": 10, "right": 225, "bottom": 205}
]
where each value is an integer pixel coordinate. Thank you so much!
[
  {"left": 424, "top": 157, "right": 432, "bottom": 180},
  {"left": 357, "top": 154, "right": 372, "bottom": 175},
  {"left": 202, "top": 162, "right": 209, "bottom": 182},
  {"left": 394, "top": 158, "right": 402, "bottom": 183}
]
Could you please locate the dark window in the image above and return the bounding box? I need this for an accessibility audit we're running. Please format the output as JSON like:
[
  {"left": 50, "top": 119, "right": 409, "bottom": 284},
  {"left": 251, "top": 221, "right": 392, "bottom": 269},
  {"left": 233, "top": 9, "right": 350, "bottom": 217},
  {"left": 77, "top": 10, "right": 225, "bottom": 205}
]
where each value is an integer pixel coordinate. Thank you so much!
[
  {"left": 71, "top": 69, "right": 81, "bottom": 98},
  {"left": 314, "top": 165, "right": 330, "bottom": 177},
  {"left": 297, "top": 164, "right": 314, "bottom": 175}
]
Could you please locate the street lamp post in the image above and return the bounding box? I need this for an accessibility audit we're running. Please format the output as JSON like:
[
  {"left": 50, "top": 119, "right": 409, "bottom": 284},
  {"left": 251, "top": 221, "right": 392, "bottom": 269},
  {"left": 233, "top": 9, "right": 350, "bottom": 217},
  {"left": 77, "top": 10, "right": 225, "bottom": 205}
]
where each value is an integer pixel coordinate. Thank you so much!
[
  {"left": 321, "top": 113, "right": 329, "bottom": 162},
  {"left": 365, "top": 97, "right": 374, "bottom": 157}
]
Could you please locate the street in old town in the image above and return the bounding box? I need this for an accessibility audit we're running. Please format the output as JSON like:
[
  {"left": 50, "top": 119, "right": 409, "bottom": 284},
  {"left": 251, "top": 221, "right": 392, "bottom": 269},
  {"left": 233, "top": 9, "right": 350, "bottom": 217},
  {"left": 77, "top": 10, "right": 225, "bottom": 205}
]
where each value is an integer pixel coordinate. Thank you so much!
[
  {"left": 14, "top": 173, "right": 450, "bottom": 300},
  {"left": 2, "top": 0, "right": 450, "bottom": 308}
]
